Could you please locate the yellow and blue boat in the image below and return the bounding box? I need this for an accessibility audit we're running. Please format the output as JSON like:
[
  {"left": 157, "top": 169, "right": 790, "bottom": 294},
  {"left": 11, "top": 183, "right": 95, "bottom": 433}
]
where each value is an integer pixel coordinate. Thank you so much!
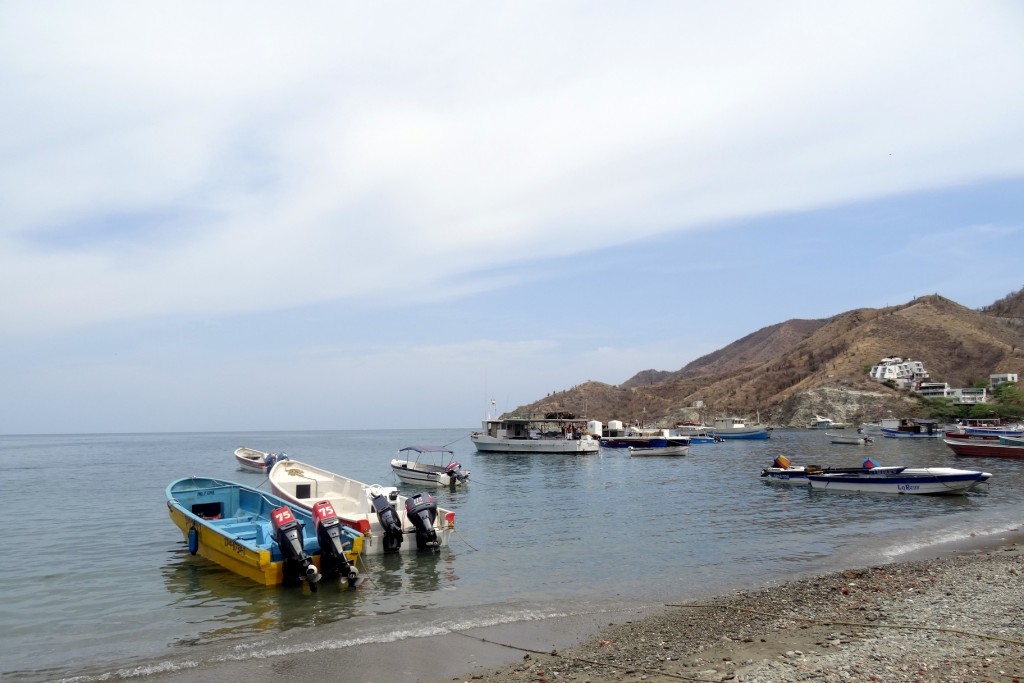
[{"left": 166, "top": 476, "right": 363, "bottom": 590}]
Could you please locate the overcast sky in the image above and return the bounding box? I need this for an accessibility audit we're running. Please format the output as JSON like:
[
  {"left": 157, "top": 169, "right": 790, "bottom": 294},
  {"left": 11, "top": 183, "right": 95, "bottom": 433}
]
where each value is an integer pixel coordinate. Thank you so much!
[{"left": 2, "top": 2, "right": 1022, "bottom": 434}]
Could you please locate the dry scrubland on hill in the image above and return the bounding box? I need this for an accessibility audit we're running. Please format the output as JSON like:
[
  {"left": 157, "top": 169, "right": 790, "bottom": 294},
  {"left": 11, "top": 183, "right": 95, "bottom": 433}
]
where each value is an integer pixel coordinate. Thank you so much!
[{"left": 513, "top": 289, "right": 1024, "bottom": 428}]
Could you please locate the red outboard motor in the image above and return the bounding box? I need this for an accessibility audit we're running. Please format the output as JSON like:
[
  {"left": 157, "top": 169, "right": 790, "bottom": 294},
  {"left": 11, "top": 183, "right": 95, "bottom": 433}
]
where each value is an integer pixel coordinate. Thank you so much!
[
  {"left": 405, "top": 492, "right": 439, "bottom": 550},
  {"left": 271, "top": 506, "right": 321, "bottom": 590},
  {"left": 444, "top": 461, "right": 469, "bottom": 484},
  {"left": 312, "top": 500, "right": 359, "bottom": 587},
  {"left": 368, "top": 485, "right": 404, "bottom": 552}
]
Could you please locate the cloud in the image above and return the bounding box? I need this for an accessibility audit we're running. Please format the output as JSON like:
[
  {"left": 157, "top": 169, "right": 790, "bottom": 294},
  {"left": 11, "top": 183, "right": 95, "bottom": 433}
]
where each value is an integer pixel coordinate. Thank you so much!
[{"left": 1, "top": 1, "right": 1023, "bottom": 342}]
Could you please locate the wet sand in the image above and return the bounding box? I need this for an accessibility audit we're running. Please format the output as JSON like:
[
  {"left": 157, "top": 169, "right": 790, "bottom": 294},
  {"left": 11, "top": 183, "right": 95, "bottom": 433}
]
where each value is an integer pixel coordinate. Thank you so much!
[{"left": 151, "top": 530, "right": 1024, "bottom": 683}]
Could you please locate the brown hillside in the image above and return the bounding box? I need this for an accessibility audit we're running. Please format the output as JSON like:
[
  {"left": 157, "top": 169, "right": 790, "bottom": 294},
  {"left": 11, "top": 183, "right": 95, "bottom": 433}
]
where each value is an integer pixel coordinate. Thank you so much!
[{"left": 510, "top": 292, "right": 1024, "bottom": 428}]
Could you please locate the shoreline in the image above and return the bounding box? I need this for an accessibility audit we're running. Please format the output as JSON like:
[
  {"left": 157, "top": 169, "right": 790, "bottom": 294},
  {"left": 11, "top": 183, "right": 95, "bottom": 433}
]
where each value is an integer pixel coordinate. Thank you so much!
[
  {"left": 144, "top": 529, "right": 1024, "bottom": 683},
  {"left": 455, "top": 530, "right": 1024, "bottom": 683}
]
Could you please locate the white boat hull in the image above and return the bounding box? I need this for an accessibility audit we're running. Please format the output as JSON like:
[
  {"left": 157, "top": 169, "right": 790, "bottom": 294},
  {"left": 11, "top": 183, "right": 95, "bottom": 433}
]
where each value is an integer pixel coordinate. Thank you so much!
[
  {"left": 390, "top": 460, "right": 466, "bottom": 487},
  {"left": 269, "top": 459, "right": 455, "bottom": 555},
  {"left": 808, "top": 467, "right": 988, "bottom": 494},
  {"left": 628, "top": 445, "right": 689, "bottom": 457},
  {"left": 471, "top": 434, "right": 599, "bottom": 454}
]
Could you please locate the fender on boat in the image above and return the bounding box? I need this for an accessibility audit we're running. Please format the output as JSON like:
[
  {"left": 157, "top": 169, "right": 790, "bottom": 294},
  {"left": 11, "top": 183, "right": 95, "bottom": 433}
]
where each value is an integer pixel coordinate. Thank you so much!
[{"left": 187, "top": 526, "right": 199, "bottom": 555}]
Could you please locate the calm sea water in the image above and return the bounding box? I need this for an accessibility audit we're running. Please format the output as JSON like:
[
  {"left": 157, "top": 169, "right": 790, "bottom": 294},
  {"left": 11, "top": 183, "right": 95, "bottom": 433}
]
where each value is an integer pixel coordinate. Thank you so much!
[{"left": 1, "top": 428, "right": 1022, "bottom": 682}]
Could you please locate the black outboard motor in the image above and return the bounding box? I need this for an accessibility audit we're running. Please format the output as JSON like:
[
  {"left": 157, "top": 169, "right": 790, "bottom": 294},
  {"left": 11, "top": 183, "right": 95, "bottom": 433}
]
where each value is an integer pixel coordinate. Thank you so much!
[
  {"left": 444, "top": 461, "right": 469, "bottom": 484},
  {"left": 312, "top": 500, "right": 359, "bottom": 587},
  {"left": 368, "top": 484, "right": 404, "bottom": 552},
  {"left": 405, "top": 492, "right": 439, "bottom": 550},
  {"left": 271, "top": 506, "right": 321, "bottom": 590}
]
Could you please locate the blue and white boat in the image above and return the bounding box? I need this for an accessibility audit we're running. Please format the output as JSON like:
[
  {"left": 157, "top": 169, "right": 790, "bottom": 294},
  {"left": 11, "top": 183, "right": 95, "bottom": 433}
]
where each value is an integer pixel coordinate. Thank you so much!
[
  {"left": 807, "top": 466, "right": 991, "bottom": 495},
  {"left": 880, "top": 418, "right": 943, "bottom": 438},
  {"left": 166, "top": 477, "right": 362, "bottom": 589},
  {"left": 712, "top": 416, "right": 771, "bottom": 440}
]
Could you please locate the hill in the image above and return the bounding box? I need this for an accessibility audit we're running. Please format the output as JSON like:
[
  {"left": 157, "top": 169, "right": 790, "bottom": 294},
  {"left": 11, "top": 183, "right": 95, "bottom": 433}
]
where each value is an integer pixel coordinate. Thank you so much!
[{"left": 508, "top": 288, "right": 1024, "bottom": 428}]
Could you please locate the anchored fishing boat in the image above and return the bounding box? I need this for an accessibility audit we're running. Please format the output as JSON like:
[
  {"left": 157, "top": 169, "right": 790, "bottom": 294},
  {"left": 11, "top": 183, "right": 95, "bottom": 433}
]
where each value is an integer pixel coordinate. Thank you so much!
[
  {"left": 269, "top": 459, "right": 455, "bottom": 554},
  {"left": 760, "top": 455, "right": 900, "bottom": 485},
  {"left": 827, "top": 431, "right": 873, "bottom": 445},
  {"left": 471, "top": 411, "right": 600, "bottom": 454},
  {"left": 942, "top": 437, "right": 1024, "bottom": 459},
  {"left": 165, "top": 477, "right": 362, "bottom": 590},
  {"left": 628, "top": 443, "right": 689, "bottom": 457},
  {"left": 806, "top": 465, "right": 990, "bottom": 494},
  {"left": 391, "top": 445, "right": 469, "bottom": 487},
  {"left": 234, "top": 446, "right": 288, "bottom": 473}
]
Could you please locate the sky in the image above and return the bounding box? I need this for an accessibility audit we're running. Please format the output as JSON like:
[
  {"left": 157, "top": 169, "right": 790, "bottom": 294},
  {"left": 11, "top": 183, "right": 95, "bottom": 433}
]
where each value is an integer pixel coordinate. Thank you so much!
[{"left": 2, "top": 2, "right": 1023, "bottom": 434}]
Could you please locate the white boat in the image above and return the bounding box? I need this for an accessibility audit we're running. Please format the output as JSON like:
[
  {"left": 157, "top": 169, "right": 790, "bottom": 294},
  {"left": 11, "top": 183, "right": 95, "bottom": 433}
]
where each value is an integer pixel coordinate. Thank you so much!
[
  {"left": 826, "top": 431, "right": 872, "bottom": 445},
  {"left": 269, "top": 459, "right": 455, "bottom": 554},
  {"left": 234, "top": 446, "right": 289, "bottom": 473},
  {"left": 628, "top": 444, "right": 689, "bottom": 457},
  {"left": 471, "top": 413, "right": 600, "bottom": 454},
  {"left": 808, "top": 415, "right": 848, "bottom": 429},
  {"left": 807, "top": 466, "right": 991, "bottom": 494},
  {"left": 711, "top": 416, "right": 771, "bottom": 440},
  {"left": 391, "top": 446, "right": 469, "bottom": 487}
]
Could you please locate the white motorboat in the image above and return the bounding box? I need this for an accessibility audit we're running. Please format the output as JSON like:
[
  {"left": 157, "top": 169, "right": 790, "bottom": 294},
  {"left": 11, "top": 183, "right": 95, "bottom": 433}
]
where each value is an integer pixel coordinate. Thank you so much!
[
  {"left": 808, "top": 415, "right": 847, "bottom": 429},
  {"left": 269, "top": 459, "right": 455, "bottom": 554},
  {"left": 234, "top": 446, "right": 289, "bottom": 473},
  {"left": 628, "top": 444, "right": 689, "bottom": 457},
  {"left": 826, "top": 431, "right": 872, "bottom": 445},
  {"left": 807, "top": 466, "right": 991, "bottom": 494},
  {"left": 391, "top": 445, "right": 469, "bottom": 487}
]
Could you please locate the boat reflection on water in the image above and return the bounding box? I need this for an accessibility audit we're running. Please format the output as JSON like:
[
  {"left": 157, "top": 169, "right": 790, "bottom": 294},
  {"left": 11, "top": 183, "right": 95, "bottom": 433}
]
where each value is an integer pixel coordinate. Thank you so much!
[
  {"left": 359, "top": 550, "right": 459, "bottom": 597},
  {"left": 161, "top": 548, "right": 367, "bottom": 644}
]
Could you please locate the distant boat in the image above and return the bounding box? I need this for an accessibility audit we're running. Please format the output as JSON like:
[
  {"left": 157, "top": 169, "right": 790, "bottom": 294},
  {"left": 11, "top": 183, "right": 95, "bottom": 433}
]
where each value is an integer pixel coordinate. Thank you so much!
[
  {"left": 952, "top": 419, "right": 1024, "bottom": 438},
  {"left": 234, "top": 446, "right": 288, "bottom": 473},
  {"left": 880, "top": 418, "right": 943, "bottom": 438},
  {"left": 471, "top": 413, "right": 600, "bottom": 454},
  {"left": 808, "top": 415, "right": 847, "bottom": 429},
  {"left": 391, "top": 445, "right": 470, "bottom": 488},
  {"left": 711, "top": 416, "right": 771, "bottom": 440},
  {"left": 943, "top": 437, "right": 1024, "bottom": 459},
  {"left": 827, "top": 431, "right": 872, "bottom": 445},
  {"left": 627, "top": 443, "right": 689, "bottom": 457}
]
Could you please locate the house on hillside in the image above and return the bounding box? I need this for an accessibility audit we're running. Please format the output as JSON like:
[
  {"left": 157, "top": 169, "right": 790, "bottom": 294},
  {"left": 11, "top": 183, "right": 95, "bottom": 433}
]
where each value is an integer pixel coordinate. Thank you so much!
[
  {"left": 991, "top": 373, "right": 1019, "bottom": 388},
  {"left": 868, "top": 357, "right": 930, "bottom": 390}
]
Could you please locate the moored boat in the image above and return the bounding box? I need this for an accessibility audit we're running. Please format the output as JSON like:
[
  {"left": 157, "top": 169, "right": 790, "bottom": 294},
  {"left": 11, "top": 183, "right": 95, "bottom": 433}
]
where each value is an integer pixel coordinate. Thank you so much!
[
  {"left": 391, "top": 445, "right": 469, "bottom": 487},
  {"left": 827, "top": 431, "right": 872, "bottom": 445},
  {"left": 760, "top": 455, "right": 899, "bottom": 485},
  {"left": 953, "top": 419, "right": 1024, "bottom": 437},
  {"left": 880, "top": 418, "right": 943, "bottom": 438},
  {"left": 943, "top": 437, "right": 1024, "bottom": 459},
  {"left": 806, "top": 466, "right": 990, "bottom": 494},
  {"left": 269, "top": 459, "right": 455, "bottom": 554},
  {"left": 234, "top": 446, "right": 288, "bottom": 473},
  {"left": 808, "top": 415, "right": 847, "bottom": 429},
  {"left": 711, "top": 416, "right": 771, "bottom": 440},
  {"left": 165, "top": 477, "right": 362, "bottom": 589},
  {"left": 628, "top": 443, "right": 689, "bottom": 457},
  {"left": 471, "top": 412, "right": 600, "bottom": 454}
]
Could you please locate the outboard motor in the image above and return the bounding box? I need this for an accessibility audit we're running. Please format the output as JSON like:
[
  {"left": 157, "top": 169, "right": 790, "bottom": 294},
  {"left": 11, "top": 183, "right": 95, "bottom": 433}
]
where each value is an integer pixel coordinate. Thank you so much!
[
  {"left": 405, "top": 492, "right": 439, "bottom": 550},
  {"left": 271, "top": 506, "right": 321, "bottom": 590},
  {"left": 368, "top": 484, "right": 404, "bottom": 552},
  {"left": 444, "top": 461, "right": 470, "bottom": 484},
  {"left": 312, "top": 500, "right": 359, "bottom": 587}
]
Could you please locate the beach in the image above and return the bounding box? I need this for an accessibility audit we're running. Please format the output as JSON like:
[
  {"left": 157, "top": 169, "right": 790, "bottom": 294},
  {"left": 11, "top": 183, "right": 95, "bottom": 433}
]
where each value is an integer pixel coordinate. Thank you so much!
[
  {"left": 149, "top": 532, "right": 1024, "bottom": 683},
  {"left": 455, "top": 535, "right": 1024, "bottom": 683}
]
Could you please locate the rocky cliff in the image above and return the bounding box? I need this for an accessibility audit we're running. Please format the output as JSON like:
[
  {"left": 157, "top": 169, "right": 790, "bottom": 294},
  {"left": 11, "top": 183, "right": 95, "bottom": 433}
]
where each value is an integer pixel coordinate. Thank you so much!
[{"left": 510, "top": 288, "right": 1024, "bottom": 427}]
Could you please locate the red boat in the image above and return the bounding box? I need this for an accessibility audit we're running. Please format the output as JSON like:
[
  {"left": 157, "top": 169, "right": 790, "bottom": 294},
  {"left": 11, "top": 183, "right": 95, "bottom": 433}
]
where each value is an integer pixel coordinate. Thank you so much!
[{"left": 943, "top": 437, "right": 1024, "bottom": 459}]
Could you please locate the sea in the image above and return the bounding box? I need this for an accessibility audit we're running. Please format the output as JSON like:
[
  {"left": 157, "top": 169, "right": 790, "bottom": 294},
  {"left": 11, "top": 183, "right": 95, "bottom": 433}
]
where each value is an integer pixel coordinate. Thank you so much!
[{"left": 1, "top": 428, "right": 1022, "bottom": 682}]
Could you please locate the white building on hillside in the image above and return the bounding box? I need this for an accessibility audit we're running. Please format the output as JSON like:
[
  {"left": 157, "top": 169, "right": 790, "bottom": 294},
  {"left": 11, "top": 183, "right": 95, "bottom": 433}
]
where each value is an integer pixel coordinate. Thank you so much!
[
  {"left": 869, "top": 357, "right": 930, "bottom": 389},
  {"left": 991, "top": 373, "right": 1019, "bottom": 387}
]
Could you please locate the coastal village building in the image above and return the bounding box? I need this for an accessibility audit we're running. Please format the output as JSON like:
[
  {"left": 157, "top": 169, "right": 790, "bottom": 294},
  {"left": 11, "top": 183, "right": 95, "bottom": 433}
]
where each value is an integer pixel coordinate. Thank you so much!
[{"left": 871, "top": 358, "right": 1016, "bottom": 405}]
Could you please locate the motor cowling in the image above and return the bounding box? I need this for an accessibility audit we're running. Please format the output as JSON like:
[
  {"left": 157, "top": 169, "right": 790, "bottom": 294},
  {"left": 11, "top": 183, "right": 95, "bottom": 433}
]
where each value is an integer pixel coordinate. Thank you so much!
[
  {"left": 445, "top": 461, "right": 469, "bottom": 484},
  {"left": 369, "top": 484, "right": 404, "bottom": 552},
  {"left": 312, "top": 500, "right": 358, "bottom": 586},
  {"left": 272, "top": 506, "right": 321, "bottom": 588},
  {"left": 405, "top": 492, "right": 439, "bottom": 550}
]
